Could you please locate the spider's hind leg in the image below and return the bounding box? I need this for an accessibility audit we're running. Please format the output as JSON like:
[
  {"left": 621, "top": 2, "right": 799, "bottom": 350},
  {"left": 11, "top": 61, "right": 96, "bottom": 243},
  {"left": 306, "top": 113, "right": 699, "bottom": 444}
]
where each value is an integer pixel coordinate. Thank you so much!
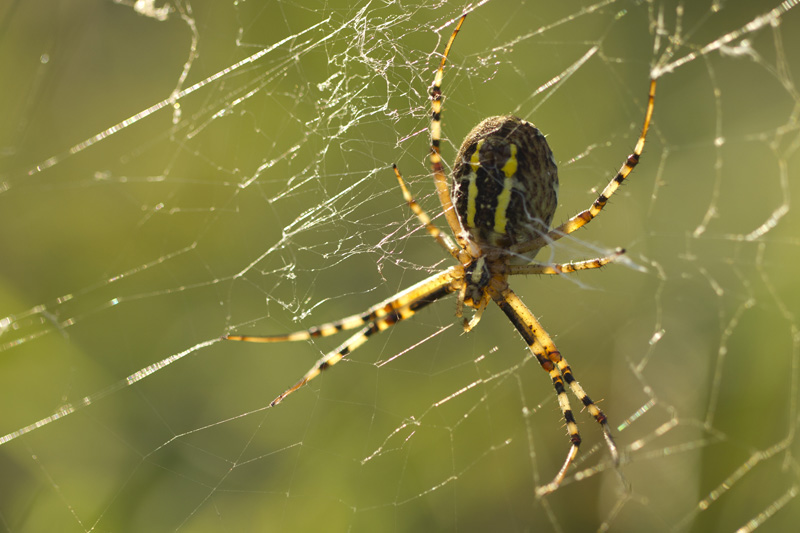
[{"left": 510, "top": 79, "right": 657, "bottom": 256}]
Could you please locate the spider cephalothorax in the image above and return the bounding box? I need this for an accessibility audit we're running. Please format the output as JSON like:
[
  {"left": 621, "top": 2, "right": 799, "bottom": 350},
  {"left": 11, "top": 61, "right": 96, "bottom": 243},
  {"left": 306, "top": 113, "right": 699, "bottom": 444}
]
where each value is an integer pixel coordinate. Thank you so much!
[{"left": 227, "top": 13, "right": 656, "bottom": 496}]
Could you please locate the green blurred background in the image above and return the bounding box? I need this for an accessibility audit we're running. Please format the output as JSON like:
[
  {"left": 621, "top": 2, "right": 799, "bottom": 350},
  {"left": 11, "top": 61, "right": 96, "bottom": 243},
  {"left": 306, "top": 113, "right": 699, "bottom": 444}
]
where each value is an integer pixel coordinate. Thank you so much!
[{"left": 1, "top": 0, "right": 799, "bottom": 531}]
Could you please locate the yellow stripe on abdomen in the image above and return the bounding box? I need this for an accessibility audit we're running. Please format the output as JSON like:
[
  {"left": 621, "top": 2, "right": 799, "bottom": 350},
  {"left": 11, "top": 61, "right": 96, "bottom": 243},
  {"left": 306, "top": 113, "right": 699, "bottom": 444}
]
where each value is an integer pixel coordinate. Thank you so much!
[
  {"left": 493, "top": 143, "right": 518, "bottom": 234},
  {"left": 465, "top": 140, "right": 484, "bottom": 228}
]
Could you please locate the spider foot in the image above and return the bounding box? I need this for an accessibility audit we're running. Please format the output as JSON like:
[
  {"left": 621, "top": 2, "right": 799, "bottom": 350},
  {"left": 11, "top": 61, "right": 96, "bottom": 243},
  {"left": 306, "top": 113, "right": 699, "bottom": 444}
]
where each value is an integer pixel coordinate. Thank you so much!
[
  {"left": 270, "top": 376, "right": 309, "bottom": 407},
  {"left": 535, "top": 443, "right": 579, "bottom": 497},
  {"left": 602, "top": 422, "right": 620, "bottom": 466}
]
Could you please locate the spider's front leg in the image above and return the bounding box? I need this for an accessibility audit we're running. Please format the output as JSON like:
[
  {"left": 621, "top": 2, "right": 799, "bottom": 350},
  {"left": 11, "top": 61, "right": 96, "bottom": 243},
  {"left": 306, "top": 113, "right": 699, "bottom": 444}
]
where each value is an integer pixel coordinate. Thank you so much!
[
  {"left": 227, "top": 268, "right": 459, "bottom": 406},
  {"left": 490, "top": 284, "right": 618, "bottom": 495}
]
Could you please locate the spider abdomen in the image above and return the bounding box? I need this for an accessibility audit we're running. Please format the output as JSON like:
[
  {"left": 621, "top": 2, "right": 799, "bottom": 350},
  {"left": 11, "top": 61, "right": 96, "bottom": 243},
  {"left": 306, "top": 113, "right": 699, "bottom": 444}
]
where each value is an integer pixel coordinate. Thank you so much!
[{"left": 452, "top": 115, "right": 558, "bottom": 254}]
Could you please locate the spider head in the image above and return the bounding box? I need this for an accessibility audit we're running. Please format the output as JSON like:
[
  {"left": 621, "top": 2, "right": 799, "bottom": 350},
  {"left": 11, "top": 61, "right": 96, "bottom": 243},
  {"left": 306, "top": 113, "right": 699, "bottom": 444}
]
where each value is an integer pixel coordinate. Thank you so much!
[{"left": 462, "top": 257, "right": 491, "bottom": 308}]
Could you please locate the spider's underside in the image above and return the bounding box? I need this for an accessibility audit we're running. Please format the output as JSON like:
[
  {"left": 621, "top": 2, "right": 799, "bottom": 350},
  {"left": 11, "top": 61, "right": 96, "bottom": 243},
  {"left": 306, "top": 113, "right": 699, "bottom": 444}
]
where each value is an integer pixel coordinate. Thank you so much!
[{"left": 226, "top": 14, "right": 656, "bottom": 496}]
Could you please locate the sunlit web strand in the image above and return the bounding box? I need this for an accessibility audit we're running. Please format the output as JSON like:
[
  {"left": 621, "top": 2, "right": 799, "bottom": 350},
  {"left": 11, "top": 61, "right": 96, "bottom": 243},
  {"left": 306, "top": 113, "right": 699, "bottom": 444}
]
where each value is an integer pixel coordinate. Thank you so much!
[
  {"left": 24, "top": 17, "right": 332, "bottom": 177},
  {"left": 0, "top": 338, "right": 220, "bottom": 446},
  {"left": 655, "top": 0, "right": 799, "bottom": 75}
]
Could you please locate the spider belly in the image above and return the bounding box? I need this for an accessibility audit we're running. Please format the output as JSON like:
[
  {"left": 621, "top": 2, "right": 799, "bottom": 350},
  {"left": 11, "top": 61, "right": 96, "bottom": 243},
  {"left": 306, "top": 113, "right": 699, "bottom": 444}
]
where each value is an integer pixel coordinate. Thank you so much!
[{"left": 452, "top": 115, "right": 559, "bottom": 257}]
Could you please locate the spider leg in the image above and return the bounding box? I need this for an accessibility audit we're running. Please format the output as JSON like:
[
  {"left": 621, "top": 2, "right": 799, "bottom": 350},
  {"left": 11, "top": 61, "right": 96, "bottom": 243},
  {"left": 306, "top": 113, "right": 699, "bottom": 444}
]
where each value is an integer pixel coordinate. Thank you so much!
[
  {"left": 228, "top": 268, "right": 459, "bottom": 406},
  {"left": 490, "top": 284, "right": 618, "bottom": 495},
  {"left": 225, "top": 266, "right": 461, "bottom": 344},
  {"left": 430, "top": 15, "right": 469, "bottom": 248},
  {"left": 392, "top": 164, "right": 466, "bottom": 262},
  {"left": 511, "top": 79, "right": 656, "bottom": 256},
  {"left": 508, "top": 248, "right": 624, "bottom": 276},
  {"left": 226, "top": 317, "right": 368, "bottom": 344},
  {"left": 269, "top": 324, "right": 373, "bottom": 406}
]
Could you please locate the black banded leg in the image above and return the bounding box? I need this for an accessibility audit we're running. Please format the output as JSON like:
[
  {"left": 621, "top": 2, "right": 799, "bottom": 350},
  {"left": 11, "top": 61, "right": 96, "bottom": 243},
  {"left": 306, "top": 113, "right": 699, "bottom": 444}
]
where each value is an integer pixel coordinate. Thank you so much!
[
  {"left": 225, "top": 268, "right": 460, "bottom": 344},
  {"left": 511, "top": 297, "right": 616, "bottom": 451},
  {"left": 270, "top": 277, "right": 454, "bottom": 405},
  {"left": 490, "top": 288, "right": 582, "bottom": 495},
  {"left": 228, "top": 269, "right": 459, "bottom": 406},
  {"left": 392, "top": 164, "right": 466, "bottom": 262},
  {"left": 270, "top": 322, "right": 376, "bottom": 406},
  {"left": 497, "top": 286, "right": 617, "bottom": 443},
  {"left": 511, "top": 79, "right": 656, "bottom": 256},
  {"left": 225, "top": 313, "right": 369, "bottom": 343},
  {"left": 429, "top": 14, "right": 469, "bottom": 245},
  {"left": 532, "top": 348, "right": 583, "bottom": 496},
  {"left": 507, "top": 249, "right": 624, "bottom": 276},
  {"left": 491, "top": 285, "right": 618, "bottom": 495},
  {"left": 537, "top": 350, "right": 618, "bottom": 496}
]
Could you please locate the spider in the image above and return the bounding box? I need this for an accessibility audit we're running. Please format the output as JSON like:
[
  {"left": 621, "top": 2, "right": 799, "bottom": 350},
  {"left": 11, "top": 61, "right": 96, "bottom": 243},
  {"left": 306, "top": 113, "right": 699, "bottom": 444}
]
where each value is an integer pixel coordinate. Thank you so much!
[{"left": 226, "top": 14, "right": 656, "bottom": 495}]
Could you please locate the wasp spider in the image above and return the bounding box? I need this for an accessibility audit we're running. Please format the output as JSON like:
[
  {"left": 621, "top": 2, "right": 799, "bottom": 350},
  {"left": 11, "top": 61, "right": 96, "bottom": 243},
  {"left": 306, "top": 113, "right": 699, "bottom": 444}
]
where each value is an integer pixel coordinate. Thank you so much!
[{"left": 226, "top": 14, "right": 656, "bottom": 495}]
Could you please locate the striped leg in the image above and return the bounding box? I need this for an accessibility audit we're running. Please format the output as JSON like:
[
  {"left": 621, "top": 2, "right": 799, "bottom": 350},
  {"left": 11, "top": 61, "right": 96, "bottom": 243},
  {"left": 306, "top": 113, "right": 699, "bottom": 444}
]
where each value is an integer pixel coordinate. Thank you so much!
[
  {"left": 429, "top": 14, "right": 468, "bottom": 245},
  {"left": 491, "top": 285, "right": 618, "bottom": 495},
  {"left": 225, "top": 267, "right": 461, "bottom": 344},
  {"left": 226, "top": 268, "right": 459, "bottom": 405},
  {"left": 269, "top": 323, "right": 373, "bottom": 406},
  {"left": 511, "top": 79, "right": 657, "bottom": 256},
  {"left": 226, "top": 314, "right": 369, "bottom": 344},
  {"left": 507, "top": 248, "right": 624, "bottom": 276},
  {"left": 392, "top": 164, "right": 467, "bottom": 262}
]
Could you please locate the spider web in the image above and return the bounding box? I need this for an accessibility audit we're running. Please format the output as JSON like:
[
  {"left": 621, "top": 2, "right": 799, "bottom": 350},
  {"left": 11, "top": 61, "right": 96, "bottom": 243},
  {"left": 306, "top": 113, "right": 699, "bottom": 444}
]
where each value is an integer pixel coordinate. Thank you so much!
[{"left": 2, "top": 0, "right": 799, "bottom": 530}]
